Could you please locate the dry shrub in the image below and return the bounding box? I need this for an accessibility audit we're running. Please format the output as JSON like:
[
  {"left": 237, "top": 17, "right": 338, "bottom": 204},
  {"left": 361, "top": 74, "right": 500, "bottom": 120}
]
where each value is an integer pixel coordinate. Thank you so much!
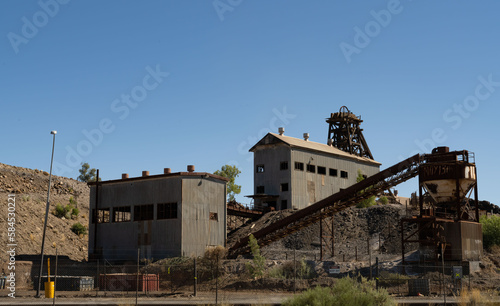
[
  {"left": 203, "top": 245, "right": 227, "bottom": 263},
  {"left": 458, "top": 288, "right": 487, "bottom": 305}
]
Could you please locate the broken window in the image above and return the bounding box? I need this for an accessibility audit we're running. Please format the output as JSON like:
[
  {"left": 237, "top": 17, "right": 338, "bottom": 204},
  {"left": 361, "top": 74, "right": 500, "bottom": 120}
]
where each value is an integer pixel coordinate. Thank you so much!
[
  {"left": 329, "top": 168, "right": 338, "bottom": 177},
  {"left": 317, "top": 166, "right": 326, "bottom": 175},
  {"left": 280, "top": 161, "right": 289, "bottom": 170},
  {"left": 256, "top": 164, "right": 265, "bottom": 173},
  {"left": 256, "top": 186, "right": 265, "bottom": 194},
  {"left": 306, "top": 164, "right": 316, "bottom": 173},
  {"left": 113, "top": 206, "right": 131, "bottom": 222},
  {"left": 92, "top": 208, "right": 110, "bottom": 224},
  {"left": 341, "top": 171, "right": 348, "bottom": 179},
  {"left": 157, "top": 203, "right": 177, "bottom": 219},
  {"left": 294, "top": 162, "right": 304, "bottom": 171},
  {"left": 209, "top": 212, "right": 218, "bottom": 221},
  {"left": 281, "top": 183, "right": 289, "bottom": 192},
  {"left": 134, "top": 204, "right": 154, "bottom": 221}
]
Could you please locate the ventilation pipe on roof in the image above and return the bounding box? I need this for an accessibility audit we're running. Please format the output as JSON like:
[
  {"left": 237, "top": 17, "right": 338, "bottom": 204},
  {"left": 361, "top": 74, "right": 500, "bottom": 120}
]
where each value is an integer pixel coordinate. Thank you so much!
[
  {"left": 187, "top": 165, "right": 195, "bottom": 173},
  {"left": 164, "top": 168, "right": 171, "bottom": 174},
  {"left": 122, "top": 173, "right": 129, "bottom": 179},
  {"left": 278, "top": 127, "right": 285, "bottom": 135},
  {"left": 327, "top": 139, "right": 333, "bottom": 146},
  {"left": 303, "top": 133, "right": 309, "bottom": 141},
  {"left": 142, "top": 171, "right": 149, "bottom": 177}
]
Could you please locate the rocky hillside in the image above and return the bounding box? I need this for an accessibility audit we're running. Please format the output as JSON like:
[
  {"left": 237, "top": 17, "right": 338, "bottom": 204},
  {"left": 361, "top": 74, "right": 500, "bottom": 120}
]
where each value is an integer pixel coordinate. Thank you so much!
[{"left": 0, "top": 163, "right": 90, "bottom": 262}]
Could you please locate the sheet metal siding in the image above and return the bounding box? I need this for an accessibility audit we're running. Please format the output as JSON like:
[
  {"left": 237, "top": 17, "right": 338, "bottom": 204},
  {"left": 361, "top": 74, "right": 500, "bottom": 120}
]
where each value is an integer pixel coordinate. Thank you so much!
[
  {"left": 181, "top": 177, "right": 226, "bottom": 257},
  {"left": 89, "top": 176, "right": 226, "bottom": 260},
  {"left": 443, "top": 221, "right": 483, "bottom": 261},
  {"left": 291, "top": 148, "right": 380, "bottom": 209},
  {"left": 253, "top": 145, "right": 292, "bottom": 207}
]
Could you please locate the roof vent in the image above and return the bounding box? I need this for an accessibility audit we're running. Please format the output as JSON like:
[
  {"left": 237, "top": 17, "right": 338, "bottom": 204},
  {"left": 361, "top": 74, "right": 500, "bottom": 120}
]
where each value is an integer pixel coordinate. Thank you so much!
[
  {"left": 164, "top": 168, "right": 171, "bottom": 174},
  {"left": 142, "top": 171, "right": 149, "bottom": 177},
  {"left": 278, "top": 127, "right": 285, "bottom": 135},
  {"left": 122, "top": 173, "right": 129, "bottom": 179},
  {"left": 327, "top": 139, "right": 333, "bottom": 146},
  {"left": 303, "top": 133, "right": 309, "bottom": 141},
  {"left": 187, "top": 165, "right": 195, "bottom": 173}
]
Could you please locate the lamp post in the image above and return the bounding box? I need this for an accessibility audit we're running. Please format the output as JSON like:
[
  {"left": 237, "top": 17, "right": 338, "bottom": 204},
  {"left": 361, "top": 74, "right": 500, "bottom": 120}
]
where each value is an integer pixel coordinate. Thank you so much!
[{"left": 36, "top": 130, "right": 57, "bottom": 297}]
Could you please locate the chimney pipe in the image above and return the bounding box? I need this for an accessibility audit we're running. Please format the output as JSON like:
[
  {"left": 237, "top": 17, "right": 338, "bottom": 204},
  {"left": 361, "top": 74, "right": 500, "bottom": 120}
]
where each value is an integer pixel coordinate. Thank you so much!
[
  {"left": 122, "top": 173, "right": 129, "bottom": 179},
  {"left": 327, "top": 139, "right": 333, "bottom": 146},
  {"left": 278, "top": 127, "right": 285, "bottom": 136},
  {"left": 164, "top": 168, "right": 171, "bottom": 174},
  {"left": 303, "top": 133, "right": 309, "bottom": 141},
  {"left": 187, "top": 165, "right": 195, "bottom": 173},
  {"left": 142, "top": 171, "right": 149, "bottom": 177}
]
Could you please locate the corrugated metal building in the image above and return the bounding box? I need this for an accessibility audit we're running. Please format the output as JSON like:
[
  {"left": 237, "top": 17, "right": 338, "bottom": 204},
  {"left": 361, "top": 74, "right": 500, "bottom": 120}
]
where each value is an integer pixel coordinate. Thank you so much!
[
  {"left": 88, "top": 167, "right": 228, "bottom": 261},
  {"left": 248, "top": 132, "right": 381, "bottom": 210}
]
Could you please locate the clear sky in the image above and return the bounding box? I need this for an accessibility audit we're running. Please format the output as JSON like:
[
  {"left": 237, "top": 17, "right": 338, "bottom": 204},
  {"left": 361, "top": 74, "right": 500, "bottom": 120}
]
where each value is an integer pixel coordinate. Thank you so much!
[{"left": 1, "top": 0, "right": 499, "bottom": 206}]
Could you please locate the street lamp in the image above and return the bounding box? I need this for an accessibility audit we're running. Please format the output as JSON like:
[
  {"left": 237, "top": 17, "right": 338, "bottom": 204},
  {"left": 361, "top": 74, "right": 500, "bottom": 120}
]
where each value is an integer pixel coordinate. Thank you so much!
[{"left": 36, "top": 130, "right": 57, "bottom": 297}]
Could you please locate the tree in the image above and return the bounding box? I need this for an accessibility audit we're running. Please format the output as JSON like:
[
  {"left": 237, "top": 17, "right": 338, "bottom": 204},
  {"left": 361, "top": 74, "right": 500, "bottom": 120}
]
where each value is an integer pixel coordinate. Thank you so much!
[
  {"left": 480, "top": 215, "right": 500, "bottom": 250},
  {"left": 245, "top": 234, "right": 265, "bottom": 279},
  {"left": 214, "top": 165, "right": 241, "bottom": 201},
  {"left": 77, "top": 162, "right": 100, "bottom": 182}
]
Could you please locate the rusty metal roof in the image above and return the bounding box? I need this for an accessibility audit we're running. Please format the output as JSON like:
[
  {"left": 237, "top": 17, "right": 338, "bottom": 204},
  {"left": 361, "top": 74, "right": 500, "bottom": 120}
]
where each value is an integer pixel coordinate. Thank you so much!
[
  {"left": 87, "top": 171, "right": 229, "bottom": 186},
  {"left": 249, "top": 133, "right": 381, "bottom": 166}
]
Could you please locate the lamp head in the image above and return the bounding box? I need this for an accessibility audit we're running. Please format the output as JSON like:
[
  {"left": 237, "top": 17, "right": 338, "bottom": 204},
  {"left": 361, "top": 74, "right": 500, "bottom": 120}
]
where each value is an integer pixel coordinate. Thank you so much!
[{"left": 50, "top": 131, "right": 57, "bottom": 135}]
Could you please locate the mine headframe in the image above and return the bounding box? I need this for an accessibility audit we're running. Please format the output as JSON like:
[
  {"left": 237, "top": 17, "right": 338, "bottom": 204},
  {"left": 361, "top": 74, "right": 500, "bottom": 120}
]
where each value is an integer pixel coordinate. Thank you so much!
[{"left": 326, "top": 106, "right": 374, "bottom": 160}]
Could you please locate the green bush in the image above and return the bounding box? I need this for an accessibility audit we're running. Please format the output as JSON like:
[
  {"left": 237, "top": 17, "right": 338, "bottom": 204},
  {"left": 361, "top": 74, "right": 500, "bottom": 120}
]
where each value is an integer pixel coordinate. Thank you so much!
[
  {"left": 245, "top": 234, "right": 265, "bottom": 279},
  {"left": 268, "top": 258, "right": 316, "bottom": 279},
  {"left": 480, "top": 215, "right": 500, "bottom": 249},
  {"left": 54, "top": 204, "right": 66, "bottom": 218},
  {"left": 284, "top": 276, "right": 395, "bottom": 306},
  {"left": 71, "top": 223, "right": 87, "bottom": 236},
  {"left": 379, "top": 196, "right": 389, "bottom": 205},
  {"left": 69, "top": 196, "right": 77, "bottom": 206},
  {"left": 71, "top": 207, "right": 79, "bottom": 219}
]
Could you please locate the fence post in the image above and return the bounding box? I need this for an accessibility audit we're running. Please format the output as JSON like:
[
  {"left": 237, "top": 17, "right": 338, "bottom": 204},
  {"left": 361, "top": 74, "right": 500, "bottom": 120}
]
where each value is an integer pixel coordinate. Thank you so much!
[
  {"left": 53, "top": 249, "right": 58, "bottom": 306},
  {"left": 136, "top": 248, "right": 139, "bottom": 306},
  {"left": 194, "top": 258, "right": 197, "bottom": 297},
  {"left": 293, "top": 249, "right": 296, "bottom": 293},
  {"left": 355, "top": 246, "right": 358, "bottom": 262},
  {"left": 216, "top": 256, "right": 219, "bottom": 305},
  {"left": 375, "top": 257, "right": 379, "bottom": 291},
  {"left": 96, "top": 259, "right": 99, "bottom": 297},
  {"left": 368, "top": 238, "right": 372, "bottom": 280}
]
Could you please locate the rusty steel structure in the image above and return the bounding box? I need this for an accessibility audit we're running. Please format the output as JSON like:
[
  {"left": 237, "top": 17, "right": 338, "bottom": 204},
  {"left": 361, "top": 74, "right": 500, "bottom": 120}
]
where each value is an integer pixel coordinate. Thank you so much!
[
  {"left": 401, "top": 147, "right": 482, "bottom": 264},
  {"left": 229, "top": 147, "right": 482, "bottom": 264},
  {"left": 228, "top": 154, "right": 421, "bottom": 258},
  {"left": 326, "top": 106, "right": 374, "bottom": 160}
]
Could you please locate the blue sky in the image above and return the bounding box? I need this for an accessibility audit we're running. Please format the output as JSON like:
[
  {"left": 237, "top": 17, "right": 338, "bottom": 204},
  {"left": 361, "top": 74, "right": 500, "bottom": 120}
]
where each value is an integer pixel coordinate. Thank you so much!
[{"left": 1, "top": 0, "right": 499, "bottom": 206}]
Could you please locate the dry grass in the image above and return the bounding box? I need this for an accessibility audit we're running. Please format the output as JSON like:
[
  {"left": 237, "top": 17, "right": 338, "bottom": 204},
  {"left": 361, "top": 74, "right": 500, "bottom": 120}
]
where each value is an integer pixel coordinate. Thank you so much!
[{"left": 458, "top": 288, "right": 488, "bottom": 305}]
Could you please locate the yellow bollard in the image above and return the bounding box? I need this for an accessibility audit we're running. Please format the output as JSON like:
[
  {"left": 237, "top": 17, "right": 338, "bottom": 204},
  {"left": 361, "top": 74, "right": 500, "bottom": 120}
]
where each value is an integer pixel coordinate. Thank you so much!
[{"left": 45, "top": 258, "right": 54, "bottom": 298}]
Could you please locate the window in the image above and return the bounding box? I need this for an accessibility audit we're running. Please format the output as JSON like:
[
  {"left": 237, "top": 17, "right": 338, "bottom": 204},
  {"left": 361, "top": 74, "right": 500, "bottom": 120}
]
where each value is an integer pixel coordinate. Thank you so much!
[
  {"left": 294, "top": 162, "right": 304, "bottom": 171},
  {"left": 134, "top": 204, "right": 154, "bottom": 221},
  {"left": 256, "top": 164, "right": 265, "bottom": 173},
  {"left": 157, "top": 203, "right": 177, "bottom": 219},
  {"left": 329, "top": 168, "right": 338, "bottom": 177},
  {"left": 281, "top": 200, "right": 288, "bottom": 210},
  {"left": 306, "top": 164, "right": 316, "bottom": 173},
  {"left": 209, "top": 212, "right": 218, "bottom": 221},
  {"left": 113, "top": 206, "right": 131, "bottom": 222},
  {"left": 341, "top": 171, "right": 348, "bottom": 179},
  {"left": 281, "top": 183, "right": 289, "bottom": 192},
  {"left": 280, "top": 161, "right": 289, "bottom": 170},
  {"left": 256, "top": 186, "right": 265, "bottom": 194},
  {"left": 92, "top": 208, "right": 110, "bottom": 224},
  {"left": 317, "top": 166, "right": 326, "bottom": 175}
]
